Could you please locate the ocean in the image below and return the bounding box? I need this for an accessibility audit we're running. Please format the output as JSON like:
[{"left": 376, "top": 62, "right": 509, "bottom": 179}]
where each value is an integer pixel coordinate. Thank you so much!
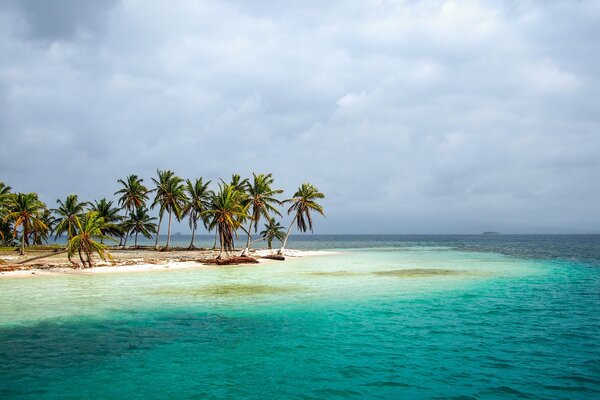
[{"left": 1, "top": 235, "right": 599, "bottom": 399}]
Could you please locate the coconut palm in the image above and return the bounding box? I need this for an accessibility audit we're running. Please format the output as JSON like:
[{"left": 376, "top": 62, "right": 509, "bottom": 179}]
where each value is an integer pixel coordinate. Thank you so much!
[
  {"left": 203, "top": 184, "right": 248, "bottom": 258},
  {"left": 240, "top": 173, "right": 282, "bottom": 255},
  {"left": 150, "top": 170, "right": 173, "bottom": 249},
  {"left": 123, "top": 206, "right": 157, "bottom": 248},
  {"left": 0, "top": 182, "right": 12, "bottom": 243},
  {"left": 3, "top": 193, "right": 48, "bottom": 255},
  {"left": 182, "top": 178, "right": 212, "bottom": 249},
  {"left": 260, "top": 218, "right": 286, "bottom": 249},
  {"left": 32, "top": 208, "right": 54, "bottom": 245},
  {"left": 278, "top": 183, "right": 325, "bottom": 254},
  {"left": 114, "top": 175, "right": 149, "bottom": 248},
  {"left": 151, "top": 172, "right": 187, "bottom": 250},
  {"left": 52, "top": 194, "right": 88, "bottom": 242},
  {"left": 90, "top": 198, "right": 123, "bottom": 242},
  {"left": 67, "top": 211, "right": 114, "bottom": 268}
]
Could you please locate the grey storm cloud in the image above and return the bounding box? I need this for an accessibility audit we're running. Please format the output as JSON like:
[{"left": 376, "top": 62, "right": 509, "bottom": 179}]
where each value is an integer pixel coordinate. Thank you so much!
[{"left": 1, "top": 0, "right": 599, "bottom": 234}]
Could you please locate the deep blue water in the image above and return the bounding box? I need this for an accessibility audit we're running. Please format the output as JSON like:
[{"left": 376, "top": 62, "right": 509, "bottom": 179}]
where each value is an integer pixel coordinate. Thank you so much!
[{"left": 1, "top": 235, "right": 599, "bottom": 399}]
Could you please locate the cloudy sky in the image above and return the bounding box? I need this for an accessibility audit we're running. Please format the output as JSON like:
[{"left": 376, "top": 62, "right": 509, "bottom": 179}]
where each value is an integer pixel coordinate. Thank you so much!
[{"left": 1, "top": 0, "right": 599, "bottom": 234}]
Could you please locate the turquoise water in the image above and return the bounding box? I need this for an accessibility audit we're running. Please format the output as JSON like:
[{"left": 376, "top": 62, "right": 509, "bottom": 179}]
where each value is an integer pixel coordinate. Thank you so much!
[{"left": 1, "top": 235, "right": 599, "bottom": 399}]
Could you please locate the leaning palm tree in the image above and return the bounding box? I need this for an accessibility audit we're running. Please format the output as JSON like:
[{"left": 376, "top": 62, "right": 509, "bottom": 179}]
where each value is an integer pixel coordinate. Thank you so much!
[
  {"left": 182, "top": 177, "right": 212, "bottom": 249},
  {"left": 203, "top": 184, "right": 248, "bottom": 259},
  {"left": 52, "top": 194, "right": 87, "bottom": 242},
  {"left": 114, "top": 175, "right": 149, "bottom": 248},
  {"left": 90, "top": 198, "right": 123, "bottom": 243},
  {"left": 3, "top": 193, "right": 48, "bottom": 255},
  {"left": 123, "top": 206, "right": 157, "bottom": 248},
  {"left": 240, "top": 173, "right": 282, "bottom": 255},
  {"left": 260, "top": 218, "right": 286, "bottom": 249},
  {"left": 67, "top": 211, "right": 114, "bottom": 268},
  {"left": 278, "top": 183, "right": 325, "bottom": 254},
  {"left": 152, "top": 172, "right": 187, "bottom": 250}
]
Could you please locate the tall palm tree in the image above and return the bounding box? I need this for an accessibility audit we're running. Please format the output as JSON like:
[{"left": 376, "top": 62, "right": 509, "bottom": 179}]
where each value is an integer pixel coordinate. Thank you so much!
[
  {"left": 182, "top": 178, "right": 212, "bottom": 249},
  {"left": 3, "top": 193, "right": 48, "bottom": 255},
  {"left": 90, "top": 198, "right": 123, "bottom": 243},
  {"left": 151, "top": 170, "right": 173, "bottom": 249},
  {"left": 152, "top": 172, "right": 187, "bottom": 250},
  {"left": 0, "top": 182, "right": 12, "bottom": 243},
  {"left": 114, "top": 175, "right": 149, "bottom": 248},
  {"left": 68, "top": 211, "right": 114, "bottom": 268},
  {"left": 123, "top": 207, "right": 157, "bottom": 248},
  {"left": 240, "top": 173, "right": 282, "bottom": 255},
  {"left": 203, "top": 184, "right": 248, "bottom": 259},
  {"left": 52, "top": 194, "right": 88, "bottom": 242},
  {"left": 278, "top": 183, "right": 325, "bottom": 254},
  {"left": 260, "top": 218, "right": 286, "bottom": 249}
]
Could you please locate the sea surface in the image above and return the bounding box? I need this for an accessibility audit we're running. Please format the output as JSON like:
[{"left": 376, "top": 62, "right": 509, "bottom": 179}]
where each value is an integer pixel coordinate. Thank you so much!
[{"left": 1, "top": 235, "right": 599, "bottom": 399}]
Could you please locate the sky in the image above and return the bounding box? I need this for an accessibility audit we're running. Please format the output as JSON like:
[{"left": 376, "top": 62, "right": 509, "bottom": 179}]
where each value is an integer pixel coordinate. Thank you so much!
[{"left": 1, "top": 0, "right": 599, "bottom": 234}]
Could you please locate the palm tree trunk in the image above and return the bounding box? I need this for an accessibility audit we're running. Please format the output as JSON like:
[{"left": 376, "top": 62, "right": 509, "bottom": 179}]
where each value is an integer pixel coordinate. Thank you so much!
[
  {"left": 217, "top": 229, "right": 224, "bottom": 259},
  {"left": 154, "top": 212, "right": 163, "bottom": 250},
  {"left": 20, "top": 228, "right": 25, "bottom": 256},
  {"left": 122, "top": 229, "right": 130, "bottom": 249},
  {"left": 135, "top": 231, "right": 139, "bottom": 248},
  {"left": 241, "top": 219, "right": 254, "bottom": 256},
  {"left": 212, "top": 231, "right": 218, "bottom": 249},
  {"left": 165, "top": 210, "right": 172, "bottom": 250},
  {"left": 278, "top": 216, "right": 296, "bottom": 255},
  {"left": 189, "top": 224, "right": 196, "bottom": 249}
]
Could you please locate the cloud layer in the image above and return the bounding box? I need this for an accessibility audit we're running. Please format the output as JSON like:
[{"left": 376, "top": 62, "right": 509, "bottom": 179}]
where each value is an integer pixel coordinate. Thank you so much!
[{"left": 1, "top": 0, "right": 599, "bottom": 233}]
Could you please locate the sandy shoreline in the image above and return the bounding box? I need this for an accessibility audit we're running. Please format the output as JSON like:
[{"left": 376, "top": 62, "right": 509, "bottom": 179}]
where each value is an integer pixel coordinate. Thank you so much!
[{"left": 0, "top": 248, "right": 339, "bottom": 278}]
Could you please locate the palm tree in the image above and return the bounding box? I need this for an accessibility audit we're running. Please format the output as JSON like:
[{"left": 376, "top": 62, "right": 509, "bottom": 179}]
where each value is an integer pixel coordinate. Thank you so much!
[
  {"left": 32, "top": 208, "right": 54, "bottom": 245},
  {"left": 114, "top": 175, "right": 149, "bottom": 248},
  {"left": 151, "top": 172, "right": 187, "bottom": 250},
  {"left": 203, "top": 184, "right": 248, "bottom": 258},
  {"left": 123, "top": 207, "right": 157, "bottom": 248},
  {"left": 240, "top": 173, "right": 282, "bottom": 255},
  {"left": 150, "top": 170, "right": 173, "bottom": 249},
  {"left": 209, "top": 174, "right": 248, "bottom": 250},
  {"left": 3, "top": 193, "right": 48, "bottom": 255},
  {"left": 260, "top": 218, "right": 286, "bottom": 249},
  {"left": 52, "top": 194, "right": 87, "bottom": 242},
  {"left": 0, "top": 182, "right": 12, "bottom": 244},
  {"left": 182, "top": 178, "right": 212, "bottom": 249},
  {"left": 67, "top": 211, "right": 114, "bottom": 268},
  {"left": 90, "top": 198, "right": 123, "bottom": 243},
  {"left": 278, "top": 183, "right": 325, "bottom": 254}
]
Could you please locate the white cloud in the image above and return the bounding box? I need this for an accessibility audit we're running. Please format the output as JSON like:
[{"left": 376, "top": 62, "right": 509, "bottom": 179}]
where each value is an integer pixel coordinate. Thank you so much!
[{"left": 0, "top": 0, "right": 599, "bottom": 233}]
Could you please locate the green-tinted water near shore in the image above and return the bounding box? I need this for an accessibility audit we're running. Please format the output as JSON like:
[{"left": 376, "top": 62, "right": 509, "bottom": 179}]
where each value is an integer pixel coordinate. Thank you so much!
[{"left": 1, "top": 235, "right": 599, "bottom": 399}]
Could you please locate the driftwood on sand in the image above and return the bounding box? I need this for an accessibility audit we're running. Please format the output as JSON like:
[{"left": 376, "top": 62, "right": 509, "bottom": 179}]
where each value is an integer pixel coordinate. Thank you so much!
[{"left": 203, "top": 256, "right": 260, "bottom": 265}]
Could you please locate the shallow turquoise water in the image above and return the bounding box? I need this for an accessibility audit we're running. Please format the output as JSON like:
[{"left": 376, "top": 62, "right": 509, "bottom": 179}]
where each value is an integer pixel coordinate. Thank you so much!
[{"left": 1, "top": 236, "right": 599, "bottom": 399}]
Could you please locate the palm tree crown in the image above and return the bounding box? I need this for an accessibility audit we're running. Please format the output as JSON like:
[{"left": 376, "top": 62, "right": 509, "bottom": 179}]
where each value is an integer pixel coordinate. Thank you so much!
[
  {"left": 90, "top": 198, "right": 123, "bottom": 241},
  {"left": 68, "top": 211, "right": 114, "bottom": 268},
  {"left": 3, "top": 193, "right": 48, "bottom": 255},
  {"left": 182, "top": 177, "right": 213, "bottom": 249},
  {"left": 204, "top": 184, "right": 248, "bottom": 258},
  {"left": 279, "top": 183, "right": 325, "bottom": 254},
  {"left": 115, "top": 175, "right": 149, "bottom": 212},
  {"left": 260, "top": 218, "right": 286, "bottom": 249},
  {"left": 53, "top": 194, "right": 88, "bottom": 241},
  {"left": 123, "top": 206, "right": 157, "bottom": 248}
]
